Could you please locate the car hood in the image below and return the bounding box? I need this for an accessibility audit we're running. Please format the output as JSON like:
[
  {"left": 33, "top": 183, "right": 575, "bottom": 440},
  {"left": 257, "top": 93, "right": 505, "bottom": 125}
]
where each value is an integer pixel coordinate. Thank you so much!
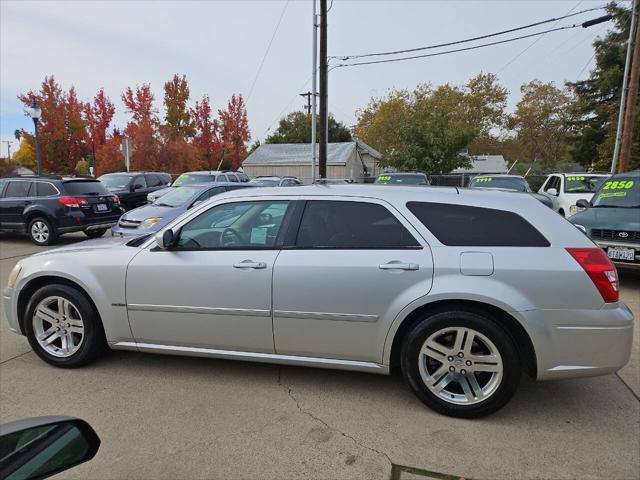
[
  {"left": 32, "top": 235, "right": 137, "bottom": 257},
  {"left": 562, "top": 192, "right": 596, "bottom": 202},
  {"left": 120, "top": 204, "right": 177, "bottom": 222},
  {"left": 150, "top": 187, "right": 173, "bottom": 198},
  {"left": 570, "top": 207, "right": 640, "bottom": 231}
]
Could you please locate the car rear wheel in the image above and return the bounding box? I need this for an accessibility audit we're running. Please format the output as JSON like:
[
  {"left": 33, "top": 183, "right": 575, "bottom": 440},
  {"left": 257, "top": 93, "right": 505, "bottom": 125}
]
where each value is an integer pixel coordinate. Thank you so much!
[
  {"left": 28, "top": 217, "right": 56, "bottom": 246},
  {"left": 401, "top": 309, "right": 521, "bottom": 418},
  {"left": 24, "top": 285, "right": 107, "bottom": 368},
  {"left": 84, "top": 228, "right": 108, "bottom": 238}
]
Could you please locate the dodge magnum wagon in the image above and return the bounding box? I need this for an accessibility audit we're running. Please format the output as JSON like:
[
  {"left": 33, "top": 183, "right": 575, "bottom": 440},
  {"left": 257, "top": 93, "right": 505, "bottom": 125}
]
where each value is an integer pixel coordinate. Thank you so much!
[{"left": 3, "top": 185, "right": 633, "bottom": 418}]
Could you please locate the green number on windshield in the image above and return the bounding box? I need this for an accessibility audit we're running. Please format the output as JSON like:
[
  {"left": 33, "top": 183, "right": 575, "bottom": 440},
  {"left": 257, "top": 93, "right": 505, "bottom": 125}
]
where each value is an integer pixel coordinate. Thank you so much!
[{"left": 602, "top": 180, "right": 634, "bottom": 190}]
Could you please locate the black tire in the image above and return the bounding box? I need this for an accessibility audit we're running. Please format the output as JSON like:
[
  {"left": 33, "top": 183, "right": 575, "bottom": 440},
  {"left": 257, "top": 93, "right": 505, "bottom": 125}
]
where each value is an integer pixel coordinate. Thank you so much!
[
  {"left": 84, "top": 228, "right": 108, "bottom": 238},
  {"left": 401, "top": 309, "right": 521, "bottom": 418},
  {"left": 24, "top": 284, "right": 107, "bottom": 368},
  {"left": 27, "top": 217, "right": 57, "bottom": 246}
]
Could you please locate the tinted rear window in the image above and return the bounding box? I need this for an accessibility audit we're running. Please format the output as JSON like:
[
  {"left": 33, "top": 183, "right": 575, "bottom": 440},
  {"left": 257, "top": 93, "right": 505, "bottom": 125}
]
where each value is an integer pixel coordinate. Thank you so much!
[
  {"left": 297, "top": 201, "right": 420, "bottom": 249},
  {"left": 406, "top": 202, "right": 549, "bottom": 247},
  {"left": 63, "top": 181, "right": 110, "bottom": 196},
  {"left": 4, "top": 181, "right": 32, "bottom": 198},
  {"left": 36, "top": 182, "right": 58, "bottom": 196}
]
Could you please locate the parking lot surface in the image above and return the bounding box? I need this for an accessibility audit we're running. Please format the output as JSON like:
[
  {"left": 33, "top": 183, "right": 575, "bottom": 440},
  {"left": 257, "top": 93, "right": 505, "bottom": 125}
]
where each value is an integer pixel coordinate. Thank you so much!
[{"left": 1, "top": 233, "right": 638, "bottom": 480}]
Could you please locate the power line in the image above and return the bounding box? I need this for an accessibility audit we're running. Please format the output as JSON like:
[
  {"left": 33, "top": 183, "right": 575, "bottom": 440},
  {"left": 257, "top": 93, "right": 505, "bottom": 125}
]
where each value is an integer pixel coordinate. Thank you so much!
[
  {"left": 332, "top": 5, "right": 606, "bottom": 61},
  {"left": 497, "top": 0, "right": 584, "bottom": 73},
  {"left": 334, "top": 20, "right": 610, "bottom": 69},
  {"left": 246, "top": 0, "right": 290, "bottom": 102}
]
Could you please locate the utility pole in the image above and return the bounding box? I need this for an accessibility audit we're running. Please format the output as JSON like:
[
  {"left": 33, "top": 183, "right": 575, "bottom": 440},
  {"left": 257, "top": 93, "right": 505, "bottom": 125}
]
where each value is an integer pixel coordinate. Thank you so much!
[
  {"left": 3, "top": 141, "right": 11, "bottom": 160},
  {"left": 618, "top": 2, "right": 640, "bottom": 173},
  {"left": 319, "top": 0, "right": 328, "bottom": 179},
  {"left": 311, "top": 0, "right": 318, "bottom": 184},
  {"left": 611, "top": 0, "right": 638, "bottom": 173},
  {"left": 300, "top": 91, "right": 313, "bottom": 115}
]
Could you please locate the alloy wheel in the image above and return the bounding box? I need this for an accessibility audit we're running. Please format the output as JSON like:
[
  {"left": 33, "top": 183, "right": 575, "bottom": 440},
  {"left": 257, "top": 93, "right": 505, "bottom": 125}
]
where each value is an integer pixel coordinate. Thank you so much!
[
  {"left": 32, "top": 296, "right": 85, "bottom": 357},
  {"left": 31, "top": 221, "right": 49, "bottom": 243},
  {"left": 418, "top": 327, "right": 503, "bottom": 405}
]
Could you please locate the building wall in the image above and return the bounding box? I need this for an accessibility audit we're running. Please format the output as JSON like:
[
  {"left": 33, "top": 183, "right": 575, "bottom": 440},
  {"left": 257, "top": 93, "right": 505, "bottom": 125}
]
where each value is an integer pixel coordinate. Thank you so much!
[{"left": 243, "top": 164, "right": 348, "bottom": 184}]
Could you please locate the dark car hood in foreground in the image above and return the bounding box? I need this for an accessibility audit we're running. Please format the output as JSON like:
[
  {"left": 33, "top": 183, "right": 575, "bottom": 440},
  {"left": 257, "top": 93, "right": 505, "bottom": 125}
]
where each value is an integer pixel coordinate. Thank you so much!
[{"left": 569, "top": 207, "right": 640, "bottom": 232}]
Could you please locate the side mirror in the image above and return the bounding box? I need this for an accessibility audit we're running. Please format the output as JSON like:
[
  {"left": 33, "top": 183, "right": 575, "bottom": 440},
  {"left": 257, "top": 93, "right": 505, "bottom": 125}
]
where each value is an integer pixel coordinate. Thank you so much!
[
  {"left": 167, "top": 182, "right": 172, "bottom": 187},
  {"left": 155, "top": 229, "right": 175, "bottom": 249},
  {"left": 0, "top": 416, "right": 100, "bottom": 480},
  {"left": 547, "top": 188, "right": 558, "bottom": 196},
  {"left": 133, "top": 184, "right": 144, "bottom": 191},
  {"left": 576, "top": 199, "right": 590, "bottom": 209}
]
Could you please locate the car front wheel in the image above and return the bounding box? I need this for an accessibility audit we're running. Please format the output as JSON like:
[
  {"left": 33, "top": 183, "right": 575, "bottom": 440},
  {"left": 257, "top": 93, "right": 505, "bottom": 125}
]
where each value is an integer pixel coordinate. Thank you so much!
[
  {"left": 28, "top": 217, "right": 56, "bottom": 246},
  {"left": 401, "top": 309, "right": 521, "bottom": 418},
  {"left": 24, "top": 284, "right": 107, "bottom": 368}
]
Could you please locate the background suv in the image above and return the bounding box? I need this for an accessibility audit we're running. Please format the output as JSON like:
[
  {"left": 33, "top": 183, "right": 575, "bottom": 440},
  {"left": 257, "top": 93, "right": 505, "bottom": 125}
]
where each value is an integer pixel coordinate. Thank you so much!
[
  {"left": 249, "top": 176, "right": 302, "bottom": 186},
  {"left": 147, "top": 171, "right": 248, "bottom": 203},
  {"left": 0, "top": 175, "right": 121, "bottom": 245},
  {"left": 98, "top": 171, "right": 171, "bottom": 210}
]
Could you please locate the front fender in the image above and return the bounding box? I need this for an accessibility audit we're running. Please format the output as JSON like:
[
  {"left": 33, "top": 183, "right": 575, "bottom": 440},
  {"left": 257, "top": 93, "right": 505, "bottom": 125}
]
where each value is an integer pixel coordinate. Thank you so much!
[{"left": 14, "top": 250, "right": 135, "bottom": 344}]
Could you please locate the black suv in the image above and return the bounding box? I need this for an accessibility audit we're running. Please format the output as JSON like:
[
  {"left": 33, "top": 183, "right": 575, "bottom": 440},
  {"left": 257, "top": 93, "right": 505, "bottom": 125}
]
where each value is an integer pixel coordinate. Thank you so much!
[
  {"left": 97, "top": 171, "right": 171, "bottom": 210},
  {"left": 0, "top": 175, "right": 122, "bottom": 245}
]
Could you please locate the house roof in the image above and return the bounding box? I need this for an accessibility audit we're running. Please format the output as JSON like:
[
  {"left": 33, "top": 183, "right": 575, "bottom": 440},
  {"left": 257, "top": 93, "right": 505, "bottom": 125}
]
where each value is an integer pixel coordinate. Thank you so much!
[
  {"left": 452, "top": 155, "right": 509, "bottom": 174},
  {"left": 243, "top": 140, "right": 381, "bottom": 166}
]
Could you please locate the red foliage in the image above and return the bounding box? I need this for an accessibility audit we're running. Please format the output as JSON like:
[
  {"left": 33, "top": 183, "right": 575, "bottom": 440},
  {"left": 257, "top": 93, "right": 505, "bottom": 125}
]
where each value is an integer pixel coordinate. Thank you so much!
[
  {"left": 122, "top": 84, "right": 160, "bottom": 171},
  {"left": 218, "top": 94, "right": 250, "bottom": 170},
  {"left": 94, "top": 132, "right": 125, "bottom": 175},
  {"left": 84, "top": 88, "right": 115, "bottom": 151},
  {"left": 192, "top": 95, "right": 222, "bottom": 170},
  {"left": 18, "top": 76, "right": 89, "bottom": 174}
]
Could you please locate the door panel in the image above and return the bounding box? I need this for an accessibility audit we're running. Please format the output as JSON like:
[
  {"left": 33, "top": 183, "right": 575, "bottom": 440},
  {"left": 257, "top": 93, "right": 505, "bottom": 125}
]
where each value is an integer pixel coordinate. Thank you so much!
[
  {"left": 273, "top": 249, "right": 432, "bottom": 362},
  {"left": 126, "top": 249, "right": 279, "bottom": 352}
]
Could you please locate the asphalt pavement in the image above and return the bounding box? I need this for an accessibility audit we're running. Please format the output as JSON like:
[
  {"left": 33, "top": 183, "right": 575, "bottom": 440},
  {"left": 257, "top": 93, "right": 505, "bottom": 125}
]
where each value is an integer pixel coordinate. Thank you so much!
[{"left": 1, "top": 233, "right": 638, "bottom": 480}]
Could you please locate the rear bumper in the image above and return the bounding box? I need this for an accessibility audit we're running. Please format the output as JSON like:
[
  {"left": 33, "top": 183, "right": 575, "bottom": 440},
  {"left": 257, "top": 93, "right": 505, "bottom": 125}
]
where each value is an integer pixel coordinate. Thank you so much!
[{"left": 522, "top": 302, "right": 634, "bottom": 380}]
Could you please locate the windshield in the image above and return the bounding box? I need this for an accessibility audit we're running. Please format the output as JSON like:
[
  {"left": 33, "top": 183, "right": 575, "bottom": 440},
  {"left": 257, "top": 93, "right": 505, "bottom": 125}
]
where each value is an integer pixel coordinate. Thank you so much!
[
  {"left": 592, "top": 178, "right": 640, "bottom": 208},
  {"left": 98, "top": 174, "right": 132, "bottom": 189},
  {"left": 250, "top": 178, "right": 279, "bottom": 186},
  {"left": 63, "top": 181, "right": 110, "bottom": 195},
  {"left": 375, "top": 174, "right": 427, "bottom": 185},
  {"left": 173, "top": 173, "right": 214, "bottom": 187},
  {"left": 154, "top": 186, "right": 202, "bottom": 207},
  {"left": 564, "top": 175, "right": 605, "bottom": 193},
  {"left": 469, "top": 176, "right": 530, "bottom": 192}
]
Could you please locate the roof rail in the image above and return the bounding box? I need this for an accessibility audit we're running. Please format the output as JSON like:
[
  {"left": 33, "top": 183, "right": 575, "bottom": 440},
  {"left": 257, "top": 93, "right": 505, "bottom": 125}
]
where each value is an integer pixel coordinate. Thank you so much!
[{"left": 3, "top": 174, "right": 64, "bottom": 180}]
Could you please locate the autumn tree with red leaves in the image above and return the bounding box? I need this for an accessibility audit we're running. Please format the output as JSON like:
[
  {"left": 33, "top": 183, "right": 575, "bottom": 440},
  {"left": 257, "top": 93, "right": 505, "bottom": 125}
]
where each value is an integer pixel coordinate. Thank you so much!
[
  {"left": 84, "top": 89, "right": 115, "bottom": 153},
  {"left": 218, "top": 94, "right": 250, "bottom": 170},
  {"left": 192, "top": 95, "right": 221, "bottom": 170},
  {"left": 122, "top": 84, "right": 160, "bottom": 171}
]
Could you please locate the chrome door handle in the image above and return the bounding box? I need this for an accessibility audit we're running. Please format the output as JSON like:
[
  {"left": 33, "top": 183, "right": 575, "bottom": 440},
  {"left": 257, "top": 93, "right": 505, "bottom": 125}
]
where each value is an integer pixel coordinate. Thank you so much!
[
  {"left": 233, "top": 261, "right": 267, "bottom": 269},
  {"left": 379, "top": 262, "right": 419, "bottom": 271}
]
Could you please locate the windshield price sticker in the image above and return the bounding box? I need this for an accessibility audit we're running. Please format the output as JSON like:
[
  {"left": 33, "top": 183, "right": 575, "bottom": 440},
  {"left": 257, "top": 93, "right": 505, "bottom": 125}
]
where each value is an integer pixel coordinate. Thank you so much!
[
  {"left": 476, "top": 178, "right": 493, "bottom": 183},
  {"left": 378, "top": 175, "right": 392, "bottom": 181},
  {"left": 566, "top": 176, "right": 585, "bottom": 181},
  {"left": 602, "top": 180, "right": 634, "bottom": 190}
]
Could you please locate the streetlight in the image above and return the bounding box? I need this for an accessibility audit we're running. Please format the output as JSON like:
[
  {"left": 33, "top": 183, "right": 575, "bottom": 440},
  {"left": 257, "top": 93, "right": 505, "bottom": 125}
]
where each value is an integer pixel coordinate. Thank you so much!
[{"left": 28, "top": 99, "right": 42, "bottom": 175}]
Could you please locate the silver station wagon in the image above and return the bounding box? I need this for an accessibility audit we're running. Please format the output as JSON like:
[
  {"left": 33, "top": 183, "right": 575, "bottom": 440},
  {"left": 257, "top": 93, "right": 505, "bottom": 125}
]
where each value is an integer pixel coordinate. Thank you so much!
[{"left": 4, "top": 185, "right": 634, "bottom": 418}]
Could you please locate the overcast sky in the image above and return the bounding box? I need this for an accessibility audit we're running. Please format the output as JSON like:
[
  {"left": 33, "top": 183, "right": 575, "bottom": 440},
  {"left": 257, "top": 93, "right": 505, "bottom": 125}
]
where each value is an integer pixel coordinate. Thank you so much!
[{"left": 0, "top": 0, "right": 630, "bottom": 158}]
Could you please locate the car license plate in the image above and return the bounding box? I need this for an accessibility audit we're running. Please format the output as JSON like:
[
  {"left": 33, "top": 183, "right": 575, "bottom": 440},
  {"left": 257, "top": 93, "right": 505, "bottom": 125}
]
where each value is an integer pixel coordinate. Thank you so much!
[
  {"left": 95, "top": 203, "right": 108, "bottom": 212},
  {"left": 607, "top": 247, "right": 635, "bottom": 261}
]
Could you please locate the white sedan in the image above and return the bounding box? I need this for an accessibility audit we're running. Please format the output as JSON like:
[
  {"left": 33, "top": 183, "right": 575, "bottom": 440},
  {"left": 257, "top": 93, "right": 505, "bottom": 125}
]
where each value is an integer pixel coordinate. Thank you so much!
[{"left": 538, "top": 173, "right": 609, "bottom": 217}]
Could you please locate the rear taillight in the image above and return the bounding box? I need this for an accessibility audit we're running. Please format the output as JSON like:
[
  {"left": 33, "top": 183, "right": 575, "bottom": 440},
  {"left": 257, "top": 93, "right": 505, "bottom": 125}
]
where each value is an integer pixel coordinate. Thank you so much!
[
  {"left": 112, "top": 195, "right": 120, "bottom": 205},
  {"left": 566, "top": 248, "right": 619, "bottom": 303},
  {"left": 58, "top": 197, "right": 88, "bottom": 208}
]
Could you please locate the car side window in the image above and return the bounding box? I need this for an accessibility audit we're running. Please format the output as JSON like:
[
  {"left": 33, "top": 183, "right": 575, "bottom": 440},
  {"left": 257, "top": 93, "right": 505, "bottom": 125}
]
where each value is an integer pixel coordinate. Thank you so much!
[
  {"left": 227, "top": 174, "right": 238, "bottom": 183},
  {"left": 296, "top": 200, "right": 420, "bottom": 249},
  {"left": 545, "top": 176, "right": 559, "bottom": 192},
  {"left": 195, "top": 187, "right": 224, "bottom": 203},
  {"left": 36, "top": 182, "right": 58, "bottom": 197},
  {"left": 4, "top": 181, "right": 33, "bottom": 198},
  {"left": 0, "top": 179, "right": 7, "bottom": 196},
  {"left": 134, "top": 176, "right": 147, "bottom": 189},
  {"left": 176, "top": 200, "right": 290, "bottom": 250},
  {"left": 214, "top": 175, "right": 224, "bottom": 183},
  {"left": 145, "top": 174, "right": 161, "bottom": 187},
  {"left": 406, "top": 202, "right": 550, "bottom": 247}
]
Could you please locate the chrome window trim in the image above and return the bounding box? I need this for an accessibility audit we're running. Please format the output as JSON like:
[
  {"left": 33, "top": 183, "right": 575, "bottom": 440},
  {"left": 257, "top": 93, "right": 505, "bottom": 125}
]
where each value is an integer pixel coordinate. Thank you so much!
[{"left": 274, "top": 310, "right": 379, "bottom": 323}]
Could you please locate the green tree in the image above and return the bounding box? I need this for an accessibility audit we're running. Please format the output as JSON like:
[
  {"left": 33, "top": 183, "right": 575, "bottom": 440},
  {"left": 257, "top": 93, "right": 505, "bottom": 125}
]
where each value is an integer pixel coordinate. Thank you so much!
[
  {"left": 266, "top": 111, "right": 352, "bottom": 144},
  {"left": 162, "top": 74, "right": 195, "bottom": 141},
  {"left": 567, "top": 4, "right": 639, "bottom": 170},
  {"left": 11, "top": 139, "right": 35, "bottom": 168},
  {"left": 508, "top": 80, "right": 575, "bottom": 170},
  {"left": 355, "top": 83, "right": 478, "bottom": 173}
]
